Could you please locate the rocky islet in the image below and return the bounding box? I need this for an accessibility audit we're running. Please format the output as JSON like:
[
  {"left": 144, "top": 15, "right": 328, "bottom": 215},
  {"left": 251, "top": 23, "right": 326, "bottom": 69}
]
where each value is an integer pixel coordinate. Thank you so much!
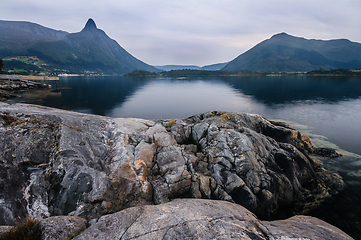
[{"left": 0, "top": 75, "right": 50, "bottom": 101}]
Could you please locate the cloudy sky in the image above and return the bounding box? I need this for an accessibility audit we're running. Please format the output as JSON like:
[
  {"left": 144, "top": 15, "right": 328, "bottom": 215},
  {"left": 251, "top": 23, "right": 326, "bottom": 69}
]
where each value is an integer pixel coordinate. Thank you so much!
[{"left": 1, "top": 0, "right": 361, "bottom": 66}]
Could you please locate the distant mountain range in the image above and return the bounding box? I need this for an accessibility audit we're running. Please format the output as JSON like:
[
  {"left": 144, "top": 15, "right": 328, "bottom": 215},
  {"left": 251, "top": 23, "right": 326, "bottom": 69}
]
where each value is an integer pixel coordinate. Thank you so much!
[
  {"left": 223, "top": 33, "right": 361, "bottom": 72},
  {"left": 0, "top": 19, "right": 158, "bottom": 74},
  {"left": 155, "top": 62, "right": 228, "bottom": 71},
  {"left": 1, "top": 19, "right": 361, "bottom": 74}
]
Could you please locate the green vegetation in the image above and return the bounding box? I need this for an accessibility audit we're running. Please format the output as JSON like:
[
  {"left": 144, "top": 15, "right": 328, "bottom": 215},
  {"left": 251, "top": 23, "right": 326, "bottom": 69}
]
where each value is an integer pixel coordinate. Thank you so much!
[
  {"left": 0, "top": 59, "right": 3, "bottom": 73},
  {"left": 124, "top": 70, "right": 159, "bottom": 77},
  {"left": 307, "top": 68, "right": 361, "bottom": 75},
  {"left": 2, "top": 57, "right": 44, "bottom": 75},
  {"left": 223, "top": 33, "right": 361, "bottom": 72},
  {"left": 1, "top": 56, "right": 64, "bottom": 76},
  {"left": 0, "top": 217, "right": 39, "bottom": 240},
  {"left": 167, "top": 119, "right": 176, "bottom": 127},
  {"left": 64, "top": 225, "right": 87, "bottom": 240}
]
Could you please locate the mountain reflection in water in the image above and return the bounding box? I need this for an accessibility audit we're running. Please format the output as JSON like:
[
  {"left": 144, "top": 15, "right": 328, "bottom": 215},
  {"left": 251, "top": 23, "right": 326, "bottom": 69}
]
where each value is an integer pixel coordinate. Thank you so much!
[{"left": 15, "top": 75, "right": 361, "bottom": 155}]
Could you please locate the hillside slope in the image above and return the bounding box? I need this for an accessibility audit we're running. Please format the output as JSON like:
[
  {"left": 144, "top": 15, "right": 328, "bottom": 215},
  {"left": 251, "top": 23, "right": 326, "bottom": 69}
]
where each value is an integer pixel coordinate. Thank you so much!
[
  {"left": 0, "top": 19, "right": 158, "bottom": 74},
  {"left": 223, "top": 33, "right": 361, "bottom": 72}
]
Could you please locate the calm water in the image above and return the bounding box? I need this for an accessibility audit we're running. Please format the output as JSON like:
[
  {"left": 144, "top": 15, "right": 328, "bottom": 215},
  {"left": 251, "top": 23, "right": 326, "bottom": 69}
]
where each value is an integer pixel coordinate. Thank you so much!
[
  {"left": 12, "top": 75, "right": 361, "bottom": 239},
  {"left": 16, "top": 75, "right": 361, "bottom": 155}
]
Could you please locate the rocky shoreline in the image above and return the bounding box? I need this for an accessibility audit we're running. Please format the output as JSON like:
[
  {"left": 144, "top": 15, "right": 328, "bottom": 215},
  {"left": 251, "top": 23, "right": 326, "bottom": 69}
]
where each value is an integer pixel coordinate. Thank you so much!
[
  {"left": 0, "top": 103, "right": 351, "bottom": 239},
  {"left": 0, "top": 75, "right": 50, "bottom": 100}
]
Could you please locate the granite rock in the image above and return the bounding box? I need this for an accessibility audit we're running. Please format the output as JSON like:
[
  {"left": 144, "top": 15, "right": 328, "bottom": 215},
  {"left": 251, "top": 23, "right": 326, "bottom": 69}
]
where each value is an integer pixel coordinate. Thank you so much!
[
  {"left": 0, "top": 104, "right": 343, "bottom": 225},
  {"left": 74, "top": 199, "right": 352, "bottom": 240}
]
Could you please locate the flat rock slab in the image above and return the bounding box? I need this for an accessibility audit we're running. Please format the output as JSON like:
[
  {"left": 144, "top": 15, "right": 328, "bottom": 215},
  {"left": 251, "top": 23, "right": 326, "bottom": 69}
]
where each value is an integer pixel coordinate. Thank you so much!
[{"left": 74, "top": 199, "right": 352, "bottom": 240}]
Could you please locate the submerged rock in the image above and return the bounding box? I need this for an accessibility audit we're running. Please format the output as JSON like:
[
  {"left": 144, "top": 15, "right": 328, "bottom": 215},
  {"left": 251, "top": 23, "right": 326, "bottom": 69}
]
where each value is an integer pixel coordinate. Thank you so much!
[
  {"left": 0, "top": 103, "right": 343, "bottom": 226},
  {"left": 314, "top": 147, "right": 343, "bottom": 158}
]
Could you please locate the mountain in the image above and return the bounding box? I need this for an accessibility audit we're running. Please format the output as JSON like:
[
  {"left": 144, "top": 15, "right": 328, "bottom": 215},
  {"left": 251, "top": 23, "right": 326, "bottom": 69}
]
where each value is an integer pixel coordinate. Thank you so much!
[
  {"left": 223, "top": 33, "right": 361, "bottom": 72},
  {"left": 0, "top": 20, "right": 67, "bottom": 57},
  {"left": 156, "top": 62, "right": 228, "bottom": 71},
  {"left": 155, "top": 65, "right": 201, "bottom": 71},
  {"left": 201, "top": 62, "right": 228, "bottom": 71},
  {"left": 0, "top": 19, "right": 158, "bottom": 74}
]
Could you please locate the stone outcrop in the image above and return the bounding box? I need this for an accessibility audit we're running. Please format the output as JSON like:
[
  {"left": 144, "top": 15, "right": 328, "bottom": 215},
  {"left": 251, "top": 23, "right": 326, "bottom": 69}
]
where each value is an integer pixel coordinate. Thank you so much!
[
  {"left": 0, "top": 103, "right": 343, "bottom": 227},
  {"left": 32, "top": 216, "right": 86, "bottom": 240},
  {"left": 73, "top": 199, "right": 352, "bottom": 240},
  {"left": 0, "top": 75, "right": 49, "bottom": 100}
]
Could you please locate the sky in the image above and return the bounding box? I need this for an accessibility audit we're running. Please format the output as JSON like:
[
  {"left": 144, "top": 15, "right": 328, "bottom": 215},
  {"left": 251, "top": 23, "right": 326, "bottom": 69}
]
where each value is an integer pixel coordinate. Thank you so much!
[{"left": 1, "top": 0, "right": 361, "bottom": 66}]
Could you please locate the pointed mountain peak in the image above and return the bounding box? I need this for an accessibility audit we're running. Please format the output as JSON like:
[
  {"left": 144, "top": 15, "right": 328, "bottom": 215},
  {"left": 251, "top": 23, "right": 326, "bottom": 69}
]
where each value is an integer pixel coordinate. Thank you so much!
[{"left": 82, "top": 18, "right": 97, "bottom": 31}]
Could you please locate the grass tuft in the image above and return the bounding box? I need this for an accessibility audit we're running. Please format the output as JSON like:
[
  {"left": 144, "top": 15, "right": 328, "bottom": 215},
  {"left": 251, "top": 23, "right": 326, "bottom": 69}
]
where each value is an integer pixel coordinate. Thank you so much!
[
  {"left": 0, "top": 217, "right": 40, "bottom": 240},
  {"left": 64, "top": 225, "right": 87, "bottom": 240},
  {"left": 167, "top": 119, "right": 176, "bottom": 127},
  {"left": 0, "top": 114, "right": 18, "bottom": 126}
]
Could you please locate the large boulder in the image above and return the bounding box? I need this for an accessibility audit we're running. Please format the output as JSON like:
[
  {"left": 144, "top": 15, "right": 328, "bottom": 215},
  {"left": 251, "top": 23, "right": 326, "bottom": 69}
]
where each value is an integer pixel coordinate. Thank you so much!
[
  {"left": 0, "top": 103, "right": 342, "bottom": 225},
  {"left": 73, "top": 199, "right": 352, "bottom": 240}
]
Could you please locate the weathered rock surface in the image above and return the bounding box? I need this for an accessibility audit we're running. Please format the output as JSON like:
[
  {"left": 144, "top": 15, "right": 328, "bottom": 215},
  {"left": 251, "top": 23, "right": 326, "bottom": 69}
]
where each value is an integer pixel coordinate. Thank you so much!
[
  {"left": 32, "top": 216, "right": 86, "bottom": 240},
  {"left": 0, "top": 103, "right": 342, "bottom": 226},
  {"left": 73, "top": 199, "right": 352, "bottom": 240},
  {"left": 0, "top": 226, "right": 13, "bottom": 236},
  {"left": 314, "top": 147, "right": 343, "bottom": 158}
]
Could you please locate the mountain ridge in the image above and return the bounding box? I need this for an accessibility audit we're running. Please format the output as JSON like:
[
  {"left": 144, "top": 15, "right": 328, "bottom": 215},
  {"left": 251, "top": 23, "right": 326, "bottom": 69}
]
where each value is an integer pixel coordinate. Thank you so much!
[
  {"left": 2, "top": 20, "right": 361, "bottom": 74},
  {"left": 0, "top": 19, "right": 158, "bottom": 74},
  {"left": 155, "top": 62, "right": 228, "bottom": 71},
  {"left": 222, "top": 32, "right": 361, "bottom": 72}
]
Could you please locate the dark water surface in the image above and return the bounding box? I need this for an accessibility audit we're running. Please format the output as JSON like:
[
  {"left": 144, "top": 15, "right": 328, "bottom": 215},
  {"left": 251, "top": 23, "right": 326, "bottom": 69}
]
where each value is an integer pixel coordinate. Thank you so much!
[{"left": 12, "top": 75, "right": 361, "bottom": 239}]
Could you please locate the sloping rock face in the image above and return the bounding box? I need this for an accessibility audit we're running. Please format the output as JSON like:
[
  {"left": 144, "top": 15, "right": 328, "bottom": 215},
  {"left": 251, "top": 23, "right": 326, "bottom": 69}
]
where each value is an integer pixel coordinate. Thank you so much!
[
  {"left": 0, "top": 103, "right": 341, "bottom": 225},
  {"left": 32, "top": 216, "right": 86, "bottom": 240},
  {"left": 73, "top": 199, "right": 352, "bottom": 240}
]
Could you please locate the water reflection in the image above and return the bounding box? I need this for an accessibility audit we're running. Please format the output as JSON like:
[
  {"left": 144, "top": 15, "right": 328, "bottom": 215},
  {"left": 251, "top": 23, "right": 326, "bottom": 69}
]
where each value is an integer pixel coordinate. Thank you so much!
[
  {"left": 221, "top": 75, "right": 361, "bottom": 104},
  {"left": 107, "top": 79, "right": 262, "bottom": 119},
  {"left": 11, "top": 75, "right": 361, "bottom": 239},
  {"left": 14, "top": 75, "right": 361, "bottom": 155}
]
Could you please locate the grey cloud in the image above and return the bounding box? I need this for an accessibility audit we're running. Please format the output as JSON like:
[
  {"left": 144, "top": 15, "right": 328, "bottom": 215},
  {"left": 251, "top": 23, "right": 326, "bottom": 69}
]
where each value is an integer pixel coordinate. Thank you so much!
[{"left": 1, "top": 0, "right": 361, "bottom": 65}]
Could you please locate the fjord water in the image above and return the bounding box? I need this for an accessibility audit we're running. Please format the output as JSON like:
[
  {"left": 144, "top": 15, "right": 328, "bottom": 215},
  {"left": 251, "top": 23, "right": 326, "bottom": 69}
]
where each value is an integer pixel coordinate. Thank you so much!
[
  {"left": 16, "top": 75, "right": 361, "bottom": 238},
  {"left": 21, "top": 75, "right": 361, "bottom": 155}
]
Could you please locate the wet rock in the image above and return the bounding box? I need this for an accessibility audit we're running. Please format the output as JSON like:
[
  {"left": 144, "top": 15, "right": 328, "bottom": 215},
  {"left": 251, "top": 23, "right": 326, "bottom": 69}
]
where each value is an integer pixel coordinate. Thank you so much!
[
  {"left": 314, "top": 147, "right": 343, "bottom": 158},
  {"left": 0, "top": 90, "right": 16, "bottom": 100},
  {"left": 0, "top": 76, "right": 49, "bottom": 100},
  {"left": 73, "top": 199, "right": 352, "bottom": 240}
]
